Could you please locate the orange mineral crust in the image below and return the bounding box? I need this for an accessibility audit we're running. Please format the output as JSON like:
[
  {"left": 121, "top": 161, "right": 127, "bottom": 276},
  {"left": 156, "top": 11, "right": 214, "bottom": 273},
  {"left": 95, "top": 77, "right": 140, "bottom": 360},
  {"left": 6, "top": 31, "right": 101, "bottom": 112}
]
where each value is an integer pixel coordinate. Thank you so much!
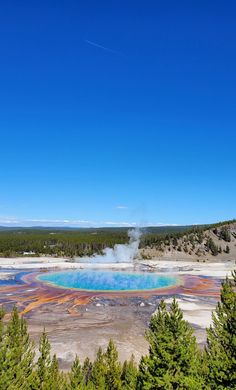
[{"left": 0, "top": 270, "right": 221, "bottom": 316}]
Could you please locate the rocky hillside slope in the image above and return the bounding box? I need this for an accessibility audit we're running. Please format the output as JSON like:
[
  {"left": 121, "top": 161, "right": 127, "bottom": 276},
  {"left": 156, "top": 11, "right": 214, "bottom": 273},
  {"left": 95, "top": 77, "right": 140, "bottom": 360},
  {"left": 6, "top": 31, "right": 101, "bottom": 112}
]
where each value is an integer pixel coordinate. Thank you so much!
[{"left": 140, "top": 221, "right": 236, "bottom": 262}]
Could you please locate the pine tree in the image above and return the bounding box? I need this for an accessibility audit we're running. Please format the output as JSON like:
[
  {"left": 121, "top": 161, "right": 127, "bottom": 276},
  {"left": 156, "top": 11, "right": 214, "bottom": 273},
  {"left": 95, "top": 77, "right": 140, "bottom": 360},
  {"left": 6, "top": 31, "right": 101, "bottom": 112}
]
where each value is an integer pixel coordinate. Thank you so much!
[
  {"left": 225, "top": 245, "right": 230, "bottom": 254},
  {"left": 104, "top": 340, "right": 122, "bottom": 390},
  {"left": 0, "top": 307, "right": 5, "bottom": 350},
  {"left": 90, "top": 347, "right": 107, "bottom": 389},
  {"left": 69, "top": 355, "right": 83, "bottom": 389},
  {"left": 121, "top": 354, "right": 137, "bottom": 389},
  {"left": 205, "top": 271, "right": 236, "bottom": 389},
  {"left": 0, "top": 306, "right": 35, "bottom": 390},
  {"left": 137, "top": 299, "right": 205, "bottom": 389},
  {"left": 47, "top": 354, "right": 66, "bottom": 390},
  {"left": 36, "top": 329, "right": 52, "bottom": 389},
  {"left": 207, "top": 238, "right": 218, "bottom": 256},
  {"left": 220, "top": 227, "right": 231, "bottom": 242},
  {"left": 82, "top": 357, "right": 93, "bottom": 386}
]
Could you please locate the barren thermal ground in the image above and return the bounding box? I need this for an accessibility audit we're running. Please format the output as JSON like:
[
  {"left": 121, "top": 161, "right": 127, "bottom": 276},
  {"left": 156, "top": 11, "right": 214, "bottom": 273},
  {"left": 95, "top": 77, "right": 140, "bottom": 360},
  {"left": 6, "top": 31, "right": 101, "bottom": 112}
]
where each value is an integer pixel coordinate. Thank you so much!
[{"left": 0, "top": 259, "right": 234, "bottom": 369}]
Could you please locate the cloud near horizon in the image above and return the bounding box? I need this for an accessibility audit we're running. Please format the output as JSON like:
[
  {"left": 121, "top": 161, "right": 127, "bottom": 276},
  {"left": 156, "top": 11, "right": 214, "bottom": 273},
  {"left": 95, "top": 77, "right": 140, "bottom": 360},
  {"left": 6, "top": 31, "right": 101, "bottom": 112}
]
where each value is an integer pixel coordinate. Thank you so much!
[{"left": 0, "top": 216, "right": 179, "bottom": 228}]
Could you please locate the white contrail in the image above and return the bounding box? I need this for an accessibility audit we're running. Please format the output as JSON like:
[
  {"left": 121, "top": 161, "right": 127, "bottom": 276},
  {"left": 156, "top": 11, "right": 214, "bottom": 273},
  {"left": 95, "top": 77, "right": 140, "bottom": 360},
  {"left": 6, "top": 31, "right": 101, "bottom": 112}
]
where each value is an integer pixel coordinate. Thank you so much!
[{"left": 85, "top": 39, "right": 123, "bottom": 55}]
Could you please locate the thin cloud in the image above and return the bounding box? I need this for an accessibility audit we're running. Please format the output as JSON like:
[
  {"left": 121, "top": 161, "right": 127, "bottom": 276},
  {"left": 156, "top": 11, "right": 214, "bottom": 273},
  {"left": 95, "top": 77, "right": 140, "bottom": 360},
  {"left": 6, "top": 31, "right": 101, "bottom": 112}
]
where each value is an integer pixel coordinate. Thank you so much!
[
  {"left": 103, "top": 221, "right": 137, "bottom": 226},
  {"left": 85, "top": 39, "right": 123, "bottom": 56},
  {"left": 0, "top": 217, "right": 94, "bottom": 226},
  {"left": 149, "top": 222, "right": 180, "bottom": 227},
  {"left": 0, "top": 216, "right": 20, "bottom": 224},
  {"left": 0, "top": 216, "right": 180, "bottom": 228},
  {"left": 25, "top": 219, "right": 92, "bottom": 225},
  {"left": 116, "top": 205, "right": 128, "bottom": 209}
]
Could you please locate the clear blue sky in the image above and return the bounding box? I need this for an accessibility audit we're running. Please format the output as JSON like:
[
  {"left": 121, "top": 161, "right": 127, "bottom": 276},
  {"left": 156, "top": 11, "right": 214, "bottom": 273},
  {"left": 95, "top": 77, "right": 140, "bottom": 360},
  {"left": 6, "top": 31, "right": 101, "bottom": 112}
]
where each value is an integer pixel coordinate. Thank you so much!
[{"left": 0, "top": 1, "right": 235, "bottom": 227}]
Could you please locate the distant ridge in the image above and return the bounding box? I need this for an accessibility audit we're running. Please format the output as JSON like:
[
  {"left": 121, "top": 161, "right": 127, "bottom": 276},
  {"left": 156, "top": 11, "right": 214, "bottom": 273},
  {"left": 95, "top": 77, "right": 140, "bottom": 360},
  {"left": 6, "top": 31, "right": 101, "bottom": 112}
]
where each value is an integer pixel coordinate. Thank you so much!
[
  {"left": 0, "top": 219, "right": 235, "bottom": 260},
  {"left": 0, "top": 220, "right": 235, "bottom": 233},
  {"left": 0, "top": 224, "right": 202, "bottom": 234}
]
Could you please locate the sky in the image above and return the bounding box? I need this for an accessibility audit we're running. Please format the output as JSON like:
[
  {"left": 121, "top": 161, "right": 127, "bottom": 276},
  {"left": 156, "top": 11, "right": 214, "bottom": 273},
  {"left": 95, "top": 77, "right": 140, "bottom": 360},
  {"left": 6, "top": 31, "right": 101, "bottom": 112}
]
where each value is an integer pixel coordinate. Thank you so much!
[{"left": 0, "top": 1, "right": 236, "bottom": 227}]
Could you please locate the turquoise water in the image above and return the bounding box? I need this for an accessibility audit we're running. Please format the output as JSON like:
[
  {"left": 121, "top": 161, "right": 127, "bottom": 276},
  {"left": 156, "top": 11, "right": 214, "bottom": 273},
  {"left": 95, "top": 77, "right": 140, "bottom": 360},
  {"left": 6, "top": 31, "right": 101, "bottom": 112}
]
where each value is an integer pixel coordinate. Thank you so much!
[{"left": 38, "top": 270, "right": 177, "bottom": 291}]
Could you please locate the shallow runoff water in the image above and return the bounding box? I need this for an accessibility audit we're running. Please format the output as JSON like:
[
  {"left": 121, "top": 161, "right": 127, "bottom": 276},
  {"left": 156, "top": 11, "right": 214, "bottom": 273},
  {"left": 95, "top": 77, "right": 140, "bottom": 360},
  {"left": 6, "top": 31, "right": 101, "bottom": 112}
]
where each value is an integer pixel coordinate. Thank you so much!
[{"left": 38, "top": 270, "right": 178, "bottom": 292}]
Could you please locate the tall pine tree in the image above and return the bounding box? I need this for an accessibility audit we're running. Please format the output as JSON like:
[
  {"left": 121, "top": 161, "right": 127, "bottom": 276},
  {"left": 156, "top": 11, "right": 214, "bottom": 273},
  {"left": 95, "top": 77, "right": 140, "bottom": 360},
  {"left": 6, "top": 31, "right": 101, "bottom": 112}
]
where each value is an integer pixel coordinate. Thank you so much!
[
  {"left": 47, "top": 354, "right": 66, "bottom": 390},
  {"left": 104, "top": 340, "right": 122, "bottom": 390},
  {"left": 90, "top": 347, "right": 107, "bottom": 389},
  {"left": 69, "top": 355, "right": 83, "bottom": 389},
  {"left": 121, "top": 354, "right": 137, "bottom": 389},
  {"left": 0, "top": 306, "right": 35, "bottom": 390},
  {"left": 205, "top": 270, "right": 236, "bottom": 389},
  {"left": 36, "top": 329, "right": 52, "bottom": 389},
  {"left": 137, "top": 298, "right": 205, "bottom": 389},
  {"left": 82, "top": 357, "right": 93, "bottom": 387}
]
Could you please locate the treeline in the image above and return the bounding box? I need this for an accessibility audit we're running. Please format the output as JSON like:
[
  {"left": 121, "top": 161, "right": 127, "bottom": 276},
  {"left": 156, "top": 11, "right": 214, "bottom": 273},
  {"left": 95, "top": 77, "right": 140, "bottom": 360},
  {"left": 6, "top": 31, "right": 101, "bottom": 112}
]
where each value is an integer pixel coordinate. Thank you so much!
[
  {"left": 0, "top": 226, "right": 200, "bottom": 258},
  {"left": 0, "top": 272, "right": 235, "bottom": 389},
  {"left": 0, "top": 219, "right": 235, "bottom": 259},
  {"left": 0, "top": 230, "right": 128, "bottom": 258}
]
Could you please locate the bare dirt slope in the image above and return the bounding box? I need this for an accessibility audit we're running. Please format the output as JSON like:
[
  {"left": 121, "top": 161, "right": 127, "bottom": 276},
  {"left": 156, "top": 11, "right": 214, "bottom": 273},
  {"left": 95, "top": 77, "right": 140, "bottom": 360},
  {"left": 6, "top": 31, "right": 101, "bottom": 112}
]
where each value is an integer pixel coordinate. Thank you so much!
[{"left": 140, "top": 221, "right": 236, "bottom": 262}]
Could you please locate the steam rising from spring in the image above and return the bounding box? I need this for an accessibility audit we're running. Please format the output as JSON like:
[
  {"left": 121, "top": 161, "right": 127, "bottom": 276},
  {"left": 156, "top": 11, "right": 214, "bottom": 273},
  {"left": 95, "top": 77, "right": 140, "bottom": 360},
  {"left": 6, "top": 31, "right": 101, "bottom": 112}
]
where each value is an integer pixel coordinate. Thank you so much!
[{"left": 80, "top": 228, "right": 142, "bottom": 263}]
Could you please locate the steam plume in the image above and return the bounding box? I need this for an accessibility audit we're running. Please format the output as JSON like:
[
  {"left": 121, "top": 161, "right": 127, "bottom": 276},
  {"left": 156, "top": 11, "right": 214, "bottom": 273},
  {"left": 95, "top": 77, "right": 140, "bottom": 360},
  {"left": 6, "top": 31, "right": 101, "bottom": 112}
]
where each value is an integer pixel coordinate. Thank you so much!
[{"left": 79, "top": 228, "right": 142, "bottom": 263}]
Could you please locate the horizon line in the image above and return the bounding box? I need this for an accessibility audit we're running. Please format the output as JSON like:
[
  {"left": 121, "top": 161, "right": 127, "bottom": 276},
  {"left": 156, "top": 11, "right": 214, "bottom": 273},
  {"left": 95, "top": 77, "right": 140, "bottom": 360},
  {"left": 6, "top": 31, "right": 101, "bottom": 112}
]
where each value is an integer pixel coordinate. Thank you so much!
[{"left": 0, "top": 223, "right": 215, "bottom": 229}]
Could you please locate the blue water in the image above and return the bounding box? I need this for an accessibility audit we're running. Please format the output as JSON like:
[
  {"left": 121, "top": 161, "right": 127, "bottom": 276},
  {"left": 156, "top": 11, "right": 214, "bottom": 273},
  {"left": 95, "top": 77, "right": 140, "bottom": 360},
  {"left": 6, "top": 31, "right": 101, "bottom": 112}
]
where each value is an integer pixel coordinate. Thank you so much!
[
  {"left": 0, "top": 270, "right": 28, "bottom": 286},
  {"left": 38, "top": 270, "right": 177, "bottom": 291}
]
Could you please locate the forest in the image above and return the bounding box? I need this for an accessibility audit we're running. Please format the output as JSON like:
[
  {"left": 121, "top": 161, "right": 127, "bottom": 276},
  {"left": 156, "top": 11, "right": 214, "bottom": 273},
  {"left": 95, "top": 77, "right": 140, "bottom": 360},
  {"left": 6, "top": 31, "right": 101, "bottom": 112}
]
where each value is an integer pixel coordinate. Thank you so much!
[
  {"left": 0, "top": 271, "right": 235, "bottom": 389},
  {"left": 0, "top": 220, "right": 235, "bottom": 259},
  {"left": 0, "top": 229, "right": 128, "bottom": 258}
]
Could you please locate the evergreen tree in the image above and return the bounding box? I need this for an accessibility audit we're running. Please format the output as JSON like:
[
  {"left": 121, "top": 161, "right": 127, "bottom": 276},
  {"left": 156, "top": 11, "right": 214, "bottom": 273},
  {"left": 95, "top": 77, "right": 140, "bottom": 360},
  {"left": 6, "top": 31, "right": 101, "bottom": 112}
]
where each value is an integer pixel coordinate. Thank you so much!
[
  {"left": 225, "top": 245, "right": 230, "bottom": 254},
  {"left": 137, "top": 299, "right": 205, "bottom": 389},
  {"left": 0, "top": 306, "right": 35, "bottom": 390},
  {"left": 47, "top": 354, "right": 65, "bottom": 390},
  {"left": 36, "top": 329, "right": 52, "bottom": 389},
  {"left": 82, "top": 357, "right": 93, "bottom": 386},
  {"left": 2, "top": 278, "right": 235, "bottom": 390},
  {"left": 207, "top": 238, "right": 218, "bottom": 256},
  {"left": 90, "top": 347, "right": 106, "bottom": 389},
  {"left": 121, "top": 354, "right": 137, "bottom": 389},
  {"left": 220, "top": 228, "right": 231, "bottom": 242},
  {"left": 49, "top": 354, "right": 59, "bottom": 388},
  {"left": 172, "top": 237, "right": 178, "bottom": 247},
  {"left": 205, "top": 271, "right": 236, "bottom": 389},
  {"left": 104, "top": 340, "right": 122, "bottom": 390},
  {"left": 69, "top": 355, "right": 83, "bottom": 389},
  {"left": 0, "top": 307, "right": 5, "bottom": 344}
]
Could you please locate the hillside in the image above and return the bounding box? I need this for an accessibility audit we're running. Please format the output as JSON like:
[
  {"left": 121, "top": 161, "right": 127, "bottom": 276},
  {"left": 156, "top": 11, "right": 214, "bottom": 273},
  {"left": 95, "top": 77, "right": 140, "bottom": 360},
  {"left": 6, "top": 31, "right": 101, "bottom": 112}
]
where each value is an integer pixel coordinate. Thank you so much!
[
  {"left": 140, "top": 220, "right": 236, "bottom": 262},
  {"left": 0, "top": 225, "right": 205, "bottom": 258},
  {"left": 0, "top": 221, "right": 235, "bottom": 262}
]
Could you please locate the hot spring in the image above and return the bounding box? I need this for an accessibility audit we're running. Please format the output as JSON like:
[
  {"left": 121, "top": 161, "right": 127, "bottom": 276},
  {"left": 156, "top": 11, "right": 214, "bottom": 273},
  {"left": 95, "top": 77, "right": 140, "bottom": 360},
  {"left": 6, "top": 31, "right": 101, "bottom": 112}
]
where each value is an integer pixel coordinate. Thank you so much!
[{"left": 38, "top": 270, "right": 178, "bottom": 292}]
